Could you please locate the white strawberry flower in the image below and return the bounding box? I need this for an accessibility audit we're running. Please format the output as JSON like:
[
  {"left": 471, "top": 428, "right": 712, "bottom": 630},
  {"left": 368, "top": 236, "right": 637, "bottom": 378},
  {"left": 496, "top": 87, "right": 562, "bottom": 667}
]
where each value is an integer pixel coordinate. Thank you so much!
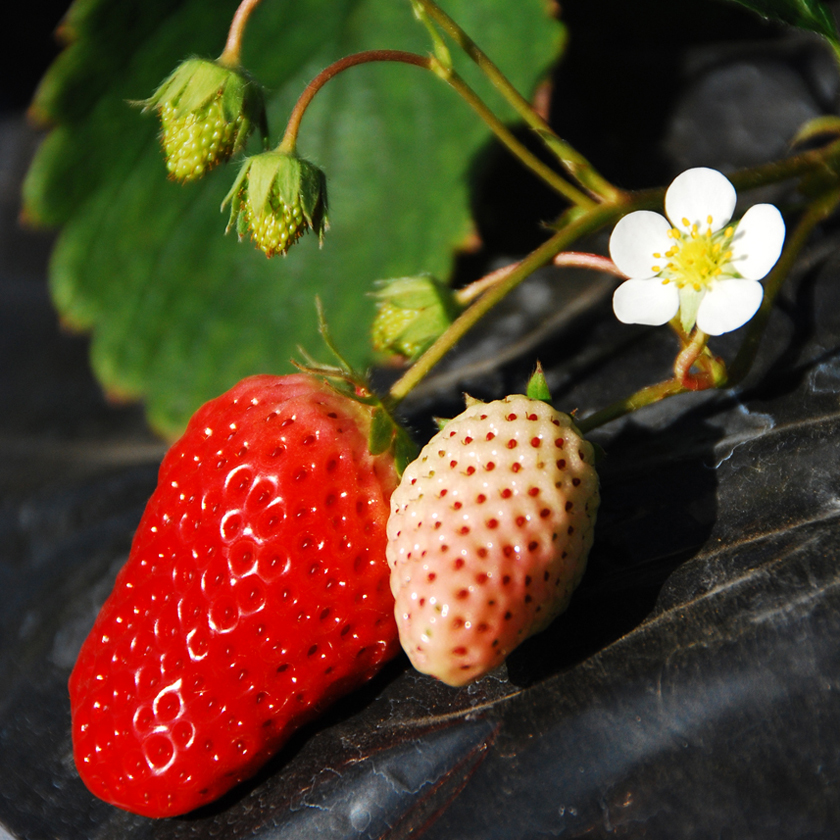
[{"left": 609, "top": 167, "right": 786, "bottom": 336}]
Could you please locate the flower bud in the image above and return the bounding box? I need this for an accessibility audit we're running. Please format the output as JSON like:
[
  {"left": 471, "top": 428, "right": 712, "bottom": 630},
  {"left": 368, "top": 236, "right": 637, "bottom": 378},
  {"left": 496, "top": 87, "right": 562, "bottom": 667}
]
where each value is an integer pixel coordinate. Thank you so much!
[
  {"left": 371, "top": 275, "right": 461, "bottom": 360},
  {"left": 142, "top": 58, "right": 266, "bottom": 182},
  {"left": 222, "top": 150, "right": 328, "bottom": 257}
]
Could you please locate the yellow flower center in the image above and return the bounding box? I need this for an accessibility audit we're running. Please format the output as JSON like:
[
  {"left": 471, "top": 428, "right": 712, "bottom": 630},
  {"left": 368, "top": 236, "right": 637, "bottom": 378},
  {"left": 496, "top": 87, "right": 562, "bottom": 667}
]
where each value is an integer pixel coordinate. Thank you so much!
[{"left": 651, "top": 217, "right": 735, "bottom": 291}]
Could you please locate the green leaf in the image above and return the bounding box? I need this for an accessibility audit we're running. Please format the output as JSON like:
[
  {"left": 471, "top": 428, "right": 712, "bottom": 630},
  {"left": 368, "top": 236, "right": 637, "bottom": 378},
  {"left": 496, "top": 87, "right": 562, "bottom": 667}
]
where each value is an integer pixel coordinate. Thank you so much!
[
  {"left": 23, "top": 0, "right": 564, "bottom": 437},
  {"left": 717, "top": 0, "right": 840, "bottom": 45}
]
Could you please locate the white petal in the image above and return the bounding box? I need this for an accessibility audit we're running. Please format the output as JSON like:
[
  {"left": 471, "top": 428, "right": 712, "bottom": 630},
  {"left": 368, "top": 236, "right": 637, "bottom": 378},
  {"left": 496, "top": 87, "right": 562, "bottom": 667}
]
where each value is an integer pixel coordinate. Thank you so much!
[
  {"left": 613, "top": 278, "right": 680, "bottom": 326},
  {"left": 609, "top": 211, "right": 672, "bottom": 279},
  {"left": 728, "top": 203, "right": 785, "bottom": 281},
  {"left": 696, "top": 279, "right": 763, "bottom": 335},
  {"left": 664, "top": 167, "right": 736, "bottom": 233}
]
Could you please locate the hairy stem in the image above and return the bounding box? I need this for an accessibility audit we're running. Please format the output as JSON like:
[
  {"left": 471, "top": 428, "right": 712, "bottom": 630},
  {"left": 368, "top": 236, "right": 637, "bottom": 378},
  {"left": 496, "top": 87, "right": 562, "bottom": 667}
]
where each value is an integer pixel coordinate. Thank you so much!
[
  {"left": 439, "top": 65, "right": 593, "bottom": 205},
  {"left": 455, "top": 252, "right": 624, "bottom": 306},
  {"left": 219, "top": 0, "right": 265, "bottom": 67},
  {"left": 576, "top": 379, "right": 688, "bottom": 435},
  {"left": 388, "top": 136, "right": 840, "bottom": 410},
  {"left": 673, "top": 328, "right": 709, "bottom": 389},
  {"left": 280, "top": 50, "right": 430, "bottom": 152}
]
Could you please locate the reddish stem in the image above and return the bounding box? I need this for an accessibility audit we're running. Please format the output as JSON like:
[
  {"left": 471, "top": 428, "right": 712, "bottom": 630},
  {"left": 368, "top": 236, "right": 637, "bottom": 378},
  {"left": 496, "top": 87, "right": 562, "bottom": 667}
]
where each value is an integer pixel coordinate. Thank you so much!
[{"left": 281, "top": 50, "right": 431, "bottom": 151}]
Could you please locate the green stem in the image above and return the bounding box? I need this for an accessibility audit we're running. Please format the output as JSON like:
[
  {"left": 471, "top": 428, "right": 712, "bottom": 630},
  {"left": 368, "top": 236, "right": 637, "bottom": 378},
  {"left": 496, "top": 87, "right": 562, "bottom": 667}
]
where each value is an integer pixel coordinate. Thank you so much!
[
  {"left": 389, "top": 200, "right": 632, "bottom": 404},
  {"left": 219, "top": 0, "right": 265, "bottom": 67},
  {"left": 728, "top": 136, "right": 840, "bottom": 192},
  {"left": 578, "top": 175, "right": 840, "bottom": 433},
  {"left": 280, "top": 50, "right": 588, "bottom": 204},
  {"left": 576, "top": 379, "right": 687, "bottom": 435},
  {"left": 409, "top": 0, "right": 453, "bottom": 69},
  {"left": 725, "top": 184, "right": 840, "bottom": 387},
  {"left": 388, "top": 137, "right": 840, "bottom": 410},
  {"left": 411, "top": 0, "right": 622, "bottom": 202}
]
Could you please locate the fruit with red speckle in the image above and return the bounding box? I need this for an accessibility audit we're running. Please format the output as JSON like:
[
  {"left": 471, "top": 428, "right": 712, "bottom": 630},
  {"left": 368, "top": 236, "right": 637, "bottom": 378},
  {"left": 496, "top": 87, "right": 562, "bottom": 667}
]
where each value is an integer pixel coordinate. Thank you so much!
[
  {"left": 70, "top": 374, "right": 401, "bottom": 817},
  {"left": 387, "top": 393, "right": 599, "bottom": 686}
]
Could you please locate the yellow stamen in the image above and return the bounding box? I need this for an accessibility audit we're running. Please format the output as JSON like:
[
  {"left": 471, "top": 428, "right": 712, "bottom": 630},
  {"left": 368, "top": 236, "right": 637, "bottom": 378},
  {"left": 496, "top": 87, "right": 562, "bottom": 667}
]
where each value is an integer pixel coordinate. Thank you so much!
[
  {"left": 682, "top": 217, "right": 690, "bottom": 227},
  {"left": 651, "top": 265, "right": 661, "bottom": 272}
]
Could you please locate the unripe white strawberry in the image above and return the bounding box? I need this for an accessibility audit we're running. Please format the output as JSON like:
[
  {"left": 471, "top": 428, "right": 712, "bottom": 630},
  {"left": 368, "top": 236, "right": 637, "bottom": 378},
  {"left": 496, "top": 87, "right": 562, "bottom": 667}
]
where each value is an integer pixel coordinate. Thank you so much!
[{"left": 387, "top": 394, "right": 599, "bottom": 686}]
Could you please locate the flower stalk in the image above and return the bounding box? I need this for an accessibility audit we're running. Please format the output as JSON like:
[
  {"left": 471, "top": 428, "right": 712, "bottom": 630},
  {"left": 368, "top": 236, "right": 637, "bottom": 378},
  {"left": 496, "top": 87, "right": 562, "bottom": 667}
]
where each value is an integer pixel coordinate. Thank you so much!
[
  {"left": 280, "top": 50, "right": 430, "bottom": 153},
  {"left": 455, "top": 252, "right": 625, "bottom": 306},
  {"left": 220, "top": 0, "right": 266, "bottom": 67},
  {"left": 390, "top": 137, "right": 840, "bottom": 422},
  {"left": 278, "top": 50, "right": 589, "bottom": 205},
  {"left": 388, "top": 198, "right": 638, "bottom": 404}
]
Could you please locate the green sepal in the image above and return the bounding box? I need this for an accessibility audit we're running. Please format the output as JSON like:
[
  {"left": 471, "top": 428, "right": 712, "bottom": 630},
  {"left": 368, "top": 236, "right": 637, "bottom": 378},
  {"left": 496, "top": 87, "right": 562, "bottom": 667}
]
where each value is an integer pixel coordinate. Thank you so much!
[
  {"left": 367, "top": 407, "right": 419, "bottom": 475},
  {"left": 369, "top": 407, "right": 394, "bottom": 456},
  {"left": 394, "top": 427, "right": 420, "bottom": 476},
  {"left": 221, "top": 149, "right": 328, "bottom": 255},
  {"left": 142, "top": 57, "right": 265, "bottom": 125},
  {"left": 296, "top": 299, "right": 417, "bottom": 475},
  {"left": 525, "top": 362, "right": 552, "bottom": 403},
  {"left": 140, "top": 57, "right": 266, "bottom": 182},
  {"left": 678, "top": 286, "right": 703, "bottom": 335},
  {"left": 590, "top": 440, "right": 607, "bottom": 465}
]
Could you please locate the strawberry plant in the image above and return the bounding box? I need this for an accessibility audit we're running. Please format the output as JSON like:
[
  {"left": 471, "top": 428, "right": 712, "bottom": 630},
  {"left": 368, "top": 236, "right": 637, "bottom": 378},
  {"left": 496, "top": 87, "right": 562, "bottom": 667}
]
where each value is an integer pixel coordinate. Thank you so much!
[{"left": 22, "top": 0, "right": 840, "bottom": 823}]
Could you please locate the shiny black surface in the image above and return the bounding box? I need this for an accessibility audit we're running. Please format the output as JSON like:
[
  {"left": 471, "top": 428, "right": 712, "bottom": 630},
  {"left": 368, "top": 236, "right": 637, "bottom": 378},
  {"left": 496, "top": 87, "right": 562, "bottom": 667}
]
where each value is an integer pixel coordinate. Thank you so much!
[{"left": 3, "top": 3, "right": 840, "bottom": 837}]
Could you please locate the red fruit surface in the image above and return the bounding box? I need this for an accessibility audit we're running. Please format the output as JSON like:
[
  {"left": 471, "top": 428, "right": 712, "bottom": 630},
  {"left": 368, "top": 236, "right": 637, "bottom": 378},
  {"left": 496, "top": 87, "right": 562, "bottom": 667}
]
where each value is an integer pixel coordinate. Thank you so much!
[{"left": 69, "top": 374, "right": 401, "bottom": 817}]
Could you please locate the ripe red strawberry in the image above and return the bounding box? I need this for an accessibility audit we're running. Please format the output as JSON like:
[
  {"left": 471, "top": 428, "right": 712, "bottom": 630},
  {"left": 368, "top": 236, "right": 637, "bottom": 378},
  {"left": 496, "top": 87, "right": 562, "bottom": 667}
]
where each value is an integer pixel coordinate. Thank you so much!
[
  {"left": 387, "top": 394, "right": 599, "bottom": 686},
  {"left": 70, "top": 374, "right": 402, "bottom": 817}
]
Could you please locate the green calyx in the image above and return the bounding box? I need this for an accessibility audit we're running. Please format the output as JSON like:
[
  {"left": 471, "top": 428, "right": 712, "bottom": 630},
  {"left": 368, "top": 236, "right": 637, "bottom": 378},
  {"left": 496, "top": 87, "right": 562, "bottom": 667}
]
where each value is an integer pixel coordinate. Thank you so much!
[
  {"left": 142, "top": 57, "right": 266, "bottom": 182},
  {"left": 222, "top": 150, "right": 329, "bottom": 257},
  {"left": 294, "top": 300, "right": 418, "bottom": 476},
  {"left": 525, "top": 362, "right": 552, "bottom": 403},
  {"left": 371, "top": 274, "right": 462, "bottom": 360}
]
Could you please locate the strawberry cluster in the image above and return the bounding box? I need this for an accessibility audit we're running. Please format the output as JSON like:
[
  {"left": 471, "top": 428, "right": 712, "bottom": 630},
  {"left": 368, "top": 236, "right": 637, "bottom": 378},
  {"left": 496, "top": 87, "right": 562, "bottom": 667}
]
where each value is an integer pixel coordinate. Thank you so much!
[{"left": 70, "top": 377, "right": 599, "bottom": 817}]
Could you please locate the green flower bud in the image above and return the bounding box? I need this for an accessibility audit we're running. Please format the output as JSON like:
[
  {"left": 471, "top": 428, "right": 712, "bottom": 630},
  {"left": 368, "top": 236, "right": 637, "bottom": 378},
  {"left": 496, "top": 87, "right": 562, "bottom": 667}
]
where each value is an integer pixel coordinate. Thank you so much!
[
  {"left": 371, "top": 275, "right": 462, "bottom": 360},
  {"left": 142, "top": 58, "right": 266, "bottom": 182},
  {"left": 222, "top": 150, "right": 329, "bottom": 257}
]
